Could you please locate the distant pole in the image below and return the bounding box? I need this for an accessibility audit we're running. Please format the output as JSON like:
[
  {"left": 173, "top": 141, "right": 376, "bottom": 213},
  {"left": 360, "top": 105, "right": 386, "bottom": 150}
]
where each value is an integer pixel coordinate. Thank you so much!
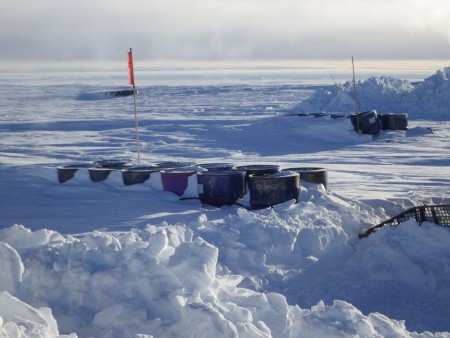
[
  {"left": 352, "top": 56, "right": 361, "bottom": 133},
  {"left": 329, "top": 73, "right": 337, "bottom": 86},
  {"left": 128, "top": 48, "right": 141, "bottom": 163}
]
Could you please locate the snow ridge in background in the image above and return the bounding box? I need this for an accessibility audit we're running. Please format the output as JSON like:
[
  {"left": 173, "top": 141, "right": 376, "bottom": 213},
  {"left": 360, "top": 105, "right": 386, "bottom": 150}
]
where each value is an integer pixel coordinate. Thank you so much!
[{"left": 292, "top": 67, "right": 450, "bottom": 119}]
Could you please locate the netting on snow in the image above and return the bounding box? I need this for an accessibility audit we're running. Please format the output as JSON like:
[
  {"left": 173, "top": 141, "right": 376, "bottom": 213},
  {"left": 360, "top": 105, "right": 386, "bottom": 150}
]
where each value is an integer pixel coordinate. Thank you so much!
[{"left": 360, "top": 205, "right": 450, "bottom": 238}]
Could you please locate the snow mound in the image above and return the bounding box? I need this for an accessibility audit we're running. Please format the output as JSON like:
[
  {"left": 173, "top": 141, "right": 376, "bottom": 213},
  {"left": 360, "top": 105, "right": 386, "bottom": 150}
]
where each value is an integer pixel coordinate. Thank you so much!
[
  {"left": 292, "top": 67, "right": 450, "bottom": 119},
  {"left": 0, "top": 221, "right": 441, "bottom": 338},
  {"left": 288, "top": 219, "right": 450, "bottom": 333},
  {"left": 1, "top": 185, "right": 450, "bottom": 337},
  {"left": 0, "top": 291, "right": 66, "bottom": 338}
]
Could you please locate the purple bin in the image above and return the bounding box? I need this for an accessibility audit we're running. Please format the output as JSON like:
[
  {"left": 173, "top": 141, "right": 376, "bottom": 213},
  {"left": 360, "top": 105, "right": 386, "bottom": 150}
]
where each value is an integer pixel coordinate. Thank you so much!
[{"left": 161, "top": 170, "right": 196, "bottom": 196}]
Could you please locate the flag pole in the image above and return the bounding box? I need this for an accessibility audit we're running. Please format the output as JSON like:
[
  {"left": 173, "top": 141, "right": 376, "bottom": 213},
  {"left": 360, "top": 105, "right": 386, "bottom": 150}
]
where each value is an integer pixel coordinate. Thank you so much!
[
  {"left": 133, "top": 83, "right": 141, "bottom": 164},
  {"left": 128, "top": 48, "right": 141, "bottom": 164}
]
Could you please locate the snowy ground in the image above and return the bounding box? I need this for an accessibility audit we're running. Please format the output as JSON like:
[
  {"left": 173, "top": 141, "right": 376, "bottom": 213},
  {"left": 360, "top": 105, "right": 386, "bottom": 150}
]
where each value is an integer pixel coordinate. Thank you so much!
[{"left": 0, "top": 64, "right": 449, "bottom": 337}]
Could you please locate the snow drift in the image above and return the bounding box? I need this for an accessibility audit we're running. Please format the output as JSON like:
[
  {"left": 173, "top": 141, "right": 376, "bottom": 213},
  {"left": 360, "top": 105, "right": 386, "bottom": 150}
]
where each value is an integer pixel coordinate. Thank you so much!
[
  {"left": 1, "top": 176, "right": 450, "bottom": 337},
  {"left": 292, "top": 67, "right": 450, "bottom": 120},
  {"left": 2, "top": 209, "right": 450, "bottom": 337}
]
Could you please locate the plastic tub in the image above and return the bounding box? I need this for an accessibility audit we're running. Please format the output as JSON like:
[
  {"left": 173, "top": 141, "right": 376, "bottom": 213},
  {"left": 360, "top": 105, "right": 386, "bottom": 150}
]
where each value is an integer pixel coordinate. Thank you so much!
[
  {"left": 247, "top": 171, "right": 300, "bottom": 210},
  {"left": 121, "top": 165, "right": 162, "bottom": 185},
  {"left": 197, "top": 170, "right": 246, "bottom": 207},
  {"left": 349, "top": 110, "right": 380, "bottom": 135},
  {"left": 56, "top": 163, "right": 93, "bottom": 183},
  {"left": 380, "top": 113, "right": 408, "bottom": 130},
  {"left": 160, "top": 170, "right": 197, "bottom": 196},
  {"left": 284, "top": 167, "right": 328, "bottom": 191},
  {"left": 88, "top": 167, "right": 115, "bottom": 182}
]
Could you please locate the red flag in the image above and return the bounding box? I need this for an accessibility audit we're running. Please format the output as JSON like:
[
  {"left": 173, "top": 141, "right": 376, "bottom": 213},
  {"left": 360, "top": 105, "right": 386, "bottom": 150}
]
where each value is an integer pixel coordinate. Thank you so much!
[{"left": 128, "top": 49, "right": 135, "bottom": 86}]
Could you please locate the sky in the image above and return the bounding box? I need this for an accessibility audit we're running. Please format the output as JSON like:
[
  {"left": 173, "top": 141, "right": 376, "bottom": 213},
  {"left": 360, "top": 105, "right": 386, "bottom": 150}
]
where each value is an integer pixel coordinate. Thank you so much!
[{"left": 0, "top": 0, "right": 450, "bottom": 63}]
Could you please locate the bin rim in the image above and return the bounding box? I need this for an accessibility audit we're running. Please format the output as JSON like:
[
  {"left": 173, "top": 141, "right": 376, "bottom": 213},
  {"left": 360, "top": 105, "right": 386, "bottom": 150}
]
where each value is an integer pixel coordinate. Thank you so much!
[
  {"left": 198, "top": 170, "right": 246, "bottom": 176},
  {"left": 57, "top": 163, "right": 94, "bottom": 169},
  {"left": 155, "top": 161, "right": 197, "bottom": 168},
  {"left": 198, "top": 162, "right": 236, "bottom": 167},
  {"left": 160, "top": 169, "right": 197, "bottom": 175},
  {"left": 248, "top": 171, "right": 299, "bottom": 179},
  {"left": 88, "top": 167, "right": 115, "bottom": 172},
  {"left": 235, "top": 164, "right": 281, "bottom": 170},
  {"left": 122, "top": 166, "right": 161, "bottom": 173},
  {"left": 94, "top": 159, "right": 132, "bottom": 167},
  {"left": 283, "top": 167, "right": 327, "bottom": 172}
]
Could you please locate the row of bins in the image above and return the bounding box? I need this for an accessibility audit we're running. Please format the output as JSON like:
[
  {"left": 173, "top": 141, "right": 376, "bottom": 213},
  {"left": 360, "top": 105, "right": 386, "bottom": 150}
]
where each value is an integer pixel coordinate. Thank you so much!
[
  {"left": 57, "top": 161, "right": 328, "bottom": 210},
  {"left": 348, "top": 110, "right": 408, "bottom": 135}
]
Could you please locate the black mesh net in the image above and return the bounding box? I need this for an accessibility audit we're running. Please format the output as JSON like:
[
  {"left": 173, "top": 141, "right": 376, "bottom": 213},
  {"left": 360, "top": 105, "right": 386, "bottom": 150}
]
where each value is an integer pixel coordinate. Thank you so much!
[{"left": 360, "top": 205, "right": 450, "bottom": 238}]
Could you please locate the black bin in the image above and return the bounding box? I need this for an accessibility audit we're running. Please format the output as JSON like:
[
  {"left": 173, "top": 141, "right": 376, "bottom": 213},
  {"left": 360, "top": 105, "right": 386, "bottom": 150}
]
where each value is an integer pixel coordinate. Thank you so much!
[
  {"left": 121, "top": 165, "right": 161, "bottom": 185},
  {"left": 197, "top": 170, "right": 246, "bottom": 207},
  {"left": 248, "top": 171, "right": 300, "bottom": 210},
  {"left": 349, "top": 110, "right": 380, "bottom": 135},
  {"left": 284, "top": 167, "right": 328, "bottom": 191},
  {"left": 380, "top": 113, "right": 408, "bottom": 130},
  {"left": 57, "top": 163, "right": 93, "bottom": 183},
  {"left": 88, "top": 167, "right": 116, "bottom": 182}
]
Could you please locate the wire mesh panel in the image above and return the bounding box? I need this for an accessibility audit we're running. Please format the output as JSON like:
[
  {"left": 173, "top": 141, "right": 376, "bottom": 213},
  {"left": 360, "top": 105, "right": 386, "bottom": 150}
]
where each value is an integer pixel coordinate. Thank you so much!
[
  {"left": 359, "top": 205, "right": 450, "bottom": 238},
  {"left": 430, "top": 205, "right": 450, "bottom": 225}
]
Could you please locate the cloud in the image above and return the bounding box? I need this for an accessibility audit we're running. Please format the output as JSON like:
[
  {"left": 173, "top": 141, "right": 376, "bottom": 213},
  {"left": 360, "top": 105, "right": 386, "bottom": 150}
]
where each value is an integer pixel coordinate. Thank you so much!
[{"left": 0, "top": 0, "right": 449, "bottom": 61}]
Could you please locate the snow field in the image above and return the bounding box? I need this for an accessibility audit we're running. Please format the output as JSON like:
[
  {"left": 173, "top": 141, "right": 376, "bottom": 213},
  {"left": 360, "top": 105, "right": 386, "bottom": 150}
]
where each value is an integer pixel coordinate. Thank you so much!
[{"left": 1, "top": 66, "right": 450, "bottom": 337}]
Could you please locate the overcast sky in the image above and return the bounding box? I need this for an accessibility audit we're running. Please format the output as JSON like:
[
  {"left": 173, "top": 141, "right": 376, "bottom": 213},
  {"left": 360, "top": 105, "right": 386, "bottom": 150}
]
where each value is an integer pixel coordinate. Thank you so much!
[{"left": 0, "top": 0, "right": 449, "bottom": 63}]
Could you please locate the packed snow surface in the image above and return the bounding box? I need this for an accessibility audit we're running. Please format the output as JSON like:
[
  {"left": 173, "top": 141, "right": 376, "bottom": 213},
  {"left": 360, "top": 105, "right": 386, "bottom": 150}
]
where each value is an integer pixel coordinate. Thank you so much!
[{"left": 1, "top": 66, "right": 450, "bottom": 337}]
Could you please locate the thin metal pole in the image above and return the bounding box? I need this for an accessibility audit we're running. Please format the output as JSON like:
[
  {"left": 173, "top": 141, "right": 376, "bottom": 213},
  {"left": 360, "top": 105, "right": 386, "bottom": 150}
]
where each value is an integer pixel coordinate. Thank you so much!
[
  {"left": 132, "top": 83, "right": 141, "bottom": 164},
  {"left": 352, "top": 56, "right": 361, "bottom": 133},
  {"left": 329, "top": 73, "right": 338, "bottom": 87},
  {"left": 129, "top": 48, "right": 141, "bottom": 164}
]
